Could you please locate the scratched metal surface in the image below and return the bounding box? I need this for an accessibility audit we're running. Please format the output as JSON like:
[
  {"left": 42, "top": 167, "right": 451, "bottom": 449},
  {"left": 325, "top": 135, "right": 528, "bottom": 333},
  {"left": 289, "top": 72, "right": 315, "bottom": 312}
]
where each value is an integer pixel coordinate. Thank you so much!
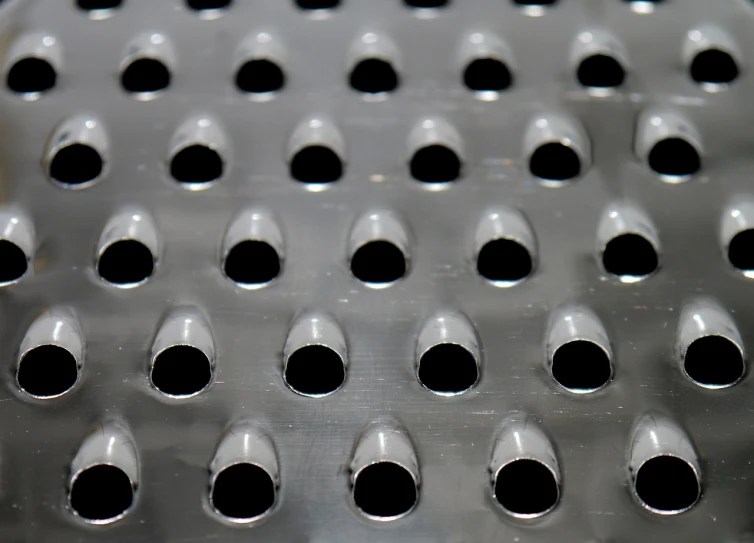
[{"left": 0, "top": 0, "right": 753, "bottom": 541}]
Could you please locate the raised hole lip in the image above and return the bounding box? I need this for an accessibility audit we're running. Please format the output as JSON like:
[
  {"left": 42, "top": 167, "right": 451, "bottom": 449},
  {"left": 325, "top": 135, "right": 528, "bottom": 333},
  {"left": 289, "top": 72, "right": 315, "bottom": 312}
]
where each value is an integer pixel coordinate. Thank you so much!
[
  {"left": 16, "top": 343, "right": 80, "bottom": 399},
  {"left": 523, "top": 114, "right": 590, "bottom": 186},
  {"left": 528, "top": 141, "right": 582, "bottom": 185},
  {"left": 550, "top": 339, "right": 613, "bottom": 394},
  {"left": 96, "top": 238, "right": 155, "bottom": 289},
  {"left": 149, "top": 343, "right": 213, "bottom": 398},
  {"left": 283, "top": 342, "right": 347, "bottom": 397},
  {"left": 635, "top": 109, "right": 702, "bottom": 183},
  {"left": 168, "top": 144, "right": 224, "bottom": 189},
  {"left": 0, "top": 234, "right": 32, "bottom": 287},
  {"left": 626, "top": 0, "right": 659, "bottom": 14},
  {"left": 727, "top": 228, "right": 754, "bottom": 278},
  {"left": 647, "top": 139, "right": 701, "bottom": 183},
  {"left": 209, "top": 461, "right": 277, "bottom": 523},
  {"left": 476, "top": 237, "right": 534, "bottom": 287},
  {"left": 576, "top": 54, "right": 625, "bottom": 93},
  {"left": 491, "top": 457, "right": 560, "bottom": 519},
  {"left": 600, "top": 233, "right": 659, "bottom": 283},
  {"left": 690, "top": 49, "right": 739, "bottom": 92},
  {"left": 185, "top": 0, "right": 232, "bottom": 19},
  {"left": 120, "top": 57, "right": 170, "bottom": 100},
  {"left": 76, "top": 0, "right": 122, "bottom": 19},
  {"left": 349, "top": 239, "right": 409, "bottom": 288},
  {"left": 632, "top": 454, "right": 701, "bottom": 515},
  {"left": 234, "top": 59, "right": 285, "bottom": 100},
  {"left": 351, "top": 460, "right": 419, "bottom": 521},
  {"left": 348, "top": 57, "right": 400, "bottom": 97},
  {"left": 43, "top": 115, "right": 109, "bottom": 190},
  {"left": 722, "top": 203, "right": 754, "bottom": 277},
  {"left": 68, "top": 462, "right": 136, "bottom": 525},
  {"left": 221, "top": 240, "right": 281, "bottom": 289},
  {"left": 416, "top": 341, "right": 479, "bottom": 396},
  {"left": 47, "top": 143, "right": 104, "bottom": 189},
  {"left": 681, "top": 333, "right": 745, "bottom": 390}
]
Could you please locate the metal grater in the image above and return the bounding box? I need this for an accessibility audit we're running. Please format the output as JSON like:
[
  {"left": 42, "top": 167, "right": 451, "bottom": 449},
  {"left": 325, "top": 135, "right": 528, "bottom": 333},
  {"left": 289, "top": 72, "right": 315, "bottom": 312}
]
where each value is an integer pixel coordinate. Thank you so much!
[{"left": 0, "top": 0, "right": 753, "bottom": 541}]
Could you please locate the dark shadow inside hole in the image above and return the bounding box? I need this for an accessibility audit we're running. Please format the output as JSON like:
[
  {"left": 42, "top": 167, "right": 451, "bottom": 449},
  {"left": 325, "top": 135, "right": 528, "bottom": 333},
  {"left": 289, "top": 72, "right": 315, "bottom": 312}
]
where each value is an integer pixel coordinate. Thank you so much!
[
  {"left": 285, "top": 345, "right": 345, "bottom": 396},
  {"left": 405, "top": 0, "right": 449, "bottom": 7},
  {"left": 351, "top": 241, "right": 406, "bottom": 284},
  {"left": 464, "top": 58, "right": 513, "bottom": 92},
  {"left": 76, "top": 0, "right": 122, "bottom": 9},
  {"left": 70, "top": 465, "right": 133, "bottom": 521},
  {"left": 577, "top": 54, "right": 625, "bottom": 88},
  {"left": 410, "top": 145, "right": 461, "bottom": 183},
  {"left": 17, "top": 345, "right": 78, "bottom": 397},
  {"left": 551, "top": 340, "right": 611, "bottom": 391},
  {"left": 728, "top": 229, "right": 754, "bottom": 272},
  {"left": 349, "top": 59, "right": 399, "bottom": 94},
  {"left": 602, "top": 234, "right": 658, "bottom": 279},
  {"left": 187, "top": 0, "right": 232, "bottom": 9},
  {"left": 513, "top": 0, "right": 556, "bottom": 5},
  {"left": 418, "top": 343, "right": 478, "bottom": 394},
  {"left": 635, "top": 456, "right": 699, "bottom": 512},
  {"left": 151, "top": 345, "right": 212, "bottom": 396},
  {"left": 212, "top": 464, "right": 275, "bottom": 519},
  {"left": 290, "top": 145, "right": 342, "bottom": 184},
  {"left": 529, "top": 142, "right": 581, "bottom": 182},
  {"left": 7, "top": 57, "right": 56, "bottom": 94},
  {"left": 647, "top": 138, "right": 700, "bottom": 178},
  {"left": 120, "top": 58, "right": 171, "bottom": 94},
  {"left": 170, "top": 145, "right": 223, "bottom": 184},
  {"left": 235, "top": 59, "right": 285, "bottom": 93},
  {"left": 477, "top": 239, "right": 533, "bottom": 283},
  {"left": 97, "top": 240, "right": 154, "bottom": 286},
  {"left": 50, "top": 144, "right": 103, "bottom": 186},
  {"left": 494, "top": 459, "right": 558, "bottom": 516},
  {"left": 224, "top": 240, "right": 280, "bottom": 285},
  {"left": 296, "top": 0, "right": 339, "bottom": 9},
  {"left": 0, "top": 240, "right": 28, "bottom": 283},
  {"left": 353, "top": 462, "right": 417, "bottom": 518},
  {"left": 690, "top": 49, "right": 739, "bottom": 85},
  {"left": 684, "top": 335, "right": 744, "bottom": 387}
]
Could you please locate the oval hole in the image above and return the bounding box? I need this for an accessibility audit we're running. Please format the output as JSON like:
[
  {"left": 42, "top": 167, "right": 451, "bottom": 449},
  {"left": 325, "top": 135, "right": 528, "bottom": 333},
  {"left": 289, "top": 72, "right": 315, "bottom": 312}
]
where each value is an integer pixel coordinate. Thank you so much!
[
  {"left": 529, "top": 142, "right": 581, "bottom": 182},
  {"left": 211, "top": 463, "right": 275, "bottom": 520},
  {"left": 290, "top": 145, "right": 342, "bottom": 184},
  {"left": 684, "top": 335, "right": 744, "bottom": 388},
  {"left": 464, "top": 58, "right": 513, "bottom": 92},
  {"left": 70, "top": 464, "right": 134, "bottom": 522},
  {"left": 121, "top": 58, "right": 171, "bottom": 94},
  {"left": 285, "top": 345, "right": 345, "bottom": 396},
  {"left": 577, "top": 54, "right": 625, "bottom": 88},
  {"left": 635, "top": 456, "right": 700, "bottom": 513},
  {"left": 97, "top": 240, "right": 155, "bottom": 286},
  {"left": 405, "top": 0, "right": 449, "bottom": 7},
  {"left": 647, "top": 138, "right": 700, "bottom": 178},
  {"left": 151, "top": 345, "right": 212, "bottom": 397},
  {"left": 690, "top": 49, "right": 738, "bottom": 86},
  {"left": 170, "top": 145, "right": 223, "bottom": 185},
  {"left": 418, "top": 343, "right": 478, "bottom": 395},
  {"left": 349, "top": 59, "right": 399, "bottom": 94},
  {"left": 17, "top": 345, "right": 78, "bottom": 398},
  {"left": 551, "top": 340, "right": 611, "bottom": 392},
  {"left": 77, "top": 0, "right": 122, "bottom": 9},
  {"left": 477, "top": 239, "right": 533, "bottom": 285},
  {"left": 296, "top": 0, "right": 339, "bottom": 9},
  {"left": 235, "top": 59, "right": 285, "bottom": 94},
  {"left": 224, "top": 240, "right": 280, "bottom": 286},
  {"left": 351, "top": 240, "right": 406, "bottom": 284},
  {"left": 728, "top": 229, "right": 754, "bottom": 273},
  {"left": 494, "top": 459, "right": 558, "bottom": 517},
  {"left": 7, "top": 58, "right": 56, "bottom": 95},
  {"left": 602, "top": 233, "right": 658, "bottom": 280},
  {"left": 410, "top": 145, "right": 461, "bottom": 183},
  {"left": 187, "top": 0, "right": 232, "bottom": 9},
  {"left": 0, "top": 240, "right": 28, "bottom": 284},
  {"left": 353, "top": 461, "right": 417, "bottom": 519},
  {"left": 49, "top": 144, "right": 103, "bottom": 187}
]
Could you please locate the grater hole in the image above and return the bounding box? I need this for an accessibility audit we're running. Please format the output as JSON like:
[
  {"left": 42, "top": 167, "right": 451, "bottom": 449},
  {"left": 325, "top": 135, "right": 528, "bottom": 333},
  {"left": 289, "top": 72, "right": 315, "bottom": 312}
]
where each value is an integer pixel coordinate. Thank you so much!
[
  {"left": 684, "top": 336, "right": 744, "bottom": 388},
  {"left": 405, "top": 0, "right": 449, "bottom": 7},
  {"left": 50, "top": 144, "right": 103, "bottom": 186},
  {"left": 635, "top": 456, "right": 699, "bottom": 513},
  {"left": 418, "top": 344, "right": 478, "bottom": 395},
  {"left": 351, "top": 241, "right": 407, "bottom": 284},
  {"left": 728, "top": 229, "right": 754, "bottom": 272},
  {"left": 170, "top": 145, "right": 223, "bottom": 185},
  {"left": 647, "top": 138, "right": 700, "bottom": 178},
  {"left": 602, "top": 233, "right": 658, "bottom": 280},
  {"left": 97, "top": 240, "right": 155, "bottom": 286},
  {"left": 296, "top": 0, "right": 339, "bottom": 9},
  {"left": 551, "top": 340, "right": 611, "bottom": 392},
  {"left": 70, "top": 465, "right": 134, "bottom": 522},
  {"left": 577, "top": 54, "right": 625, "bottom": 88},
  {"left": 690, "top": 49, "right": 739, "bottom": 86},
  {"left": 494, "top": 459, "right": 558, "bottom": 516},
  {"left": 151, "top": 345, "right": 212, "bottom": 397},
  {"left": 76, "top": 0, "right": 122, "bottom": 10},
  {"left": 349, "top": 59, "right": 399, "bottom": 94},
  {"left": 211, "top": 463, "right": 275, "bottom": 520},
  {"left": 477, "top": 239, "right": 533, "bottom": 284},
  {"left": 235, "top": 60, "right": 285, "bottom": 94},
  {"left": 463, "top": 58, "right": 513, "bottom": 92},
  {"left": 0, "top": 240, "right": 28, "bottom": 283},
  {"left": 121, "top": 58, "right": 171, "bottom": 94},
  {"left": 353, "top": 461, "right": 417, "bottom": 519},
  {"left": 224, "top": 241, "right": 280, "bottom": 286},
  {"left": 6, "top": 58, "right": 56, "bottom": 95},
  {"left": 290, "top": 145, "right": 342, "bottom": 184},
  {"left": 186, "top": 0, "right": 232, "bottom": 10},
  {"left": 410, "top": 145, "right": 461, "bottom": 183},
  {"left": 285, "top": 345, "right": 345, "bottom": 396},
  {"left": 17, "top": 345, "right": 78, "bottom": 398},
  {"left": 529, "top": 143, "right": 581, "bottom": 182}
]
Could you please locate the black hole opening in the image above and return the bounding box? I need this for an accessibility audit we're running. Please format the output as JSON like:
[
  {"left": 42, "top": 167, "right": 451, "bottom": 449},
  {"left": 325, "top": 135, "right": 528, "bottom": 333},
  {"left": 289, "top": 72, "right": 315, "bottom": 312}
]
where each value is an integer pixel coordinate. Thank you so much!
[
  {"left": 464, "top": 58, "right": 513, "bottom": 92},
  {"left": 351, "top": 241, "right": 406, "bottom": 284},
  {"left": 494, "top": 459, "right": 558, "bottom": 516},
  {"left": 529, "top": 143, "right": 581, "bottom": 182},
  {"left": 0, "top": 240, "right": 28, "bottom": 283},
  {"left": 602, "top": 233, "right": 658, "bottom": 279},
  {"left": 410, "top": 145, "right": 461, "bottom": 183},
  {"left": 224, "top": 241, "right": 280, "bottom": 285},
  {"left": 296, "top": 0, "right": 339, "bottom": 9},
  {"left": 552, "top": 340, "right": 611, "bottom": 392},
  {"left": 513, "top": 0, "right": 556, "bottom": 5},
  {"left": 349, "top": 59, "right": 399, "bottom": 94},
  {"left": 690, "top": 49, "right": 739, "bottom": 85},
  {"left": 290, "top": 145, "right": 342, "bottom": 184},
  {"left": 49, "top": 144, "right": 103, "bottom": 186},
  {"left": 405, "top": 0, "right": 449, "bottom": 7},
  {"left": 635, "top": 456, "right": 699, "bottom": 512},
  {"left": 170, "top": 145, "right": 223, "bottom": 184},
  {"left": 354, "top": 462, "right": 417, "bottom": 518},
  {"left": 70, "top": 465, "right": 133, "bottom": 521},
  {"left": 212, "top": 464, "right": 275, "bottom": 520},
  {"left": 7, "top": 58, "right": 56, "bottom": 95},
  {"left": 17, "top": 345, "right": 78, "bottom": 398},
  {"left": 121, "top": 58, "right": 171, "bottom": 94},
  {"left": 97, "top": 240, "right": 154, "bottom": 286},
  {"left": 76, "top": 0, "right": 122, "bottom": 9},
  {"left": 285, "top": 345, "right": 345, "bottom": 396},
  {"left": 235, "top": 59, "right": 285, "bottom": 94},
  {"left": 151, "top": 345, "right": 212, "bottom": 397},
  {"left": 187, "top": 0, "right": 231, "bottom": 9},
  {"left": 684, "top": 335, "right": 744, "bottom": 387},
  {"left": 418, "top": 343, "right": 478, "bottom": 394},
  {"left": 477, "top": 239, "right": 533, "bottom": 283},
  {"left": 577, "top": 54, "right": 625, "bottom": 88},
  {"left": 647, "top": 138, "right": 700, "bottom": 178},
  {"left": 728, "top": 229, "right": 754, "bottom": 272}
]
